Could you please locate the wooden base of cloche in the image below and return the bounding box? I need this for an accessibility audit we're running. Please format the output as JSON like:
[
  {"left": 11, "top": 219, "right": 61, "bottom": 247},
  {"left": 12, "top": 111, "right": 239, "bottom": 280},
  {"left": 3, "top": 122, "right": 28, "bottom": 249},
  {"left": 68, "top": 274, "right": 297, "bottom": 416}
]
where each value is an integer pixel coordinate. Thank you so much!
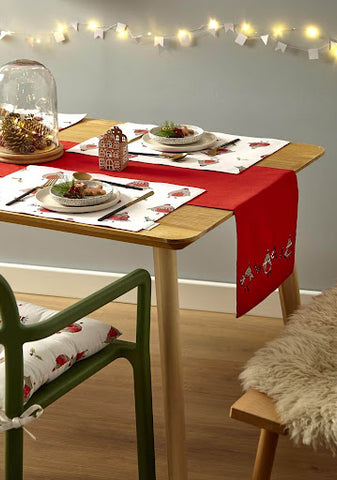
[{"left": 0, "top": 144, "right": 64, "bottom": 165}]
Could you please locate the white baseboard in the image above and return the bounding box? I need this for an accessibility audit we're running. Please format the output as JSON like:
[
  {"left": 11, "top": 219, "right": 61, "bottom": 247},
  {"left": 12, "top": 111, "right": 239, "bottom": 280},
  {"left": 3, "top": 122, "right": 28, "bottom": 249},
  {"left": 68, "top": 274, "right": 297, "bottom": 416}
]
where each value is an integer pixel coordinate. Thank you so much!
[{"left": 0, "top": 262, "right": 320, "bottom": 318}]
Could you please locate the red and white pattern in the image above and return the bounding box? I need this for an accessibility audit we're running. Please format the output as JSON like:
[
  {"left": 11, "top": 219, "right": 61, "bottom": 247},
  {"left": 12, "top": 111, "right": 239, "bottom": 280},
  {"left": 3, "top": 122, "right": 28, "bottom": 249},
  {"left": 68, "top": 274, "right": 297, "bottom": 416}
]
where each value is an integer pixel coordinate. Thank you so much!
[
  {"left": 0, "top": 301, "right": 121, "bottom": 407},
  {"left": 0, "top": 166, "right": 205, "bottom": 233},
  {"left": 168, "top": 187, "right": 191, "bottom": 198},
  {"left": 66, "top": 122, "right": 289, "bottom": 175}
]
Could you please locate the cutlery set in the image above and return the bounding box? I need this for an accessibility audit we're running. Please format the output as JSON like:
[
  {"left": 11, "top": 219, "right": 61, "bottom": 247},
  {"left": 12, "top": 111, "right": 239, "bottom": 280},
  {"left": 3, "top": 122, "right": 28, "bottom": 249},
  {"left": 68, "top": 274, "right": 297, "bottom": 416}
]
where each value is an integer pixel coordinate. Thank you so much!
[
  {"left": 5, "top": 173, "right": 153, "bottom": 221},
  {"left": 129, "top": 138, "right": 240, "bottom": 161}
]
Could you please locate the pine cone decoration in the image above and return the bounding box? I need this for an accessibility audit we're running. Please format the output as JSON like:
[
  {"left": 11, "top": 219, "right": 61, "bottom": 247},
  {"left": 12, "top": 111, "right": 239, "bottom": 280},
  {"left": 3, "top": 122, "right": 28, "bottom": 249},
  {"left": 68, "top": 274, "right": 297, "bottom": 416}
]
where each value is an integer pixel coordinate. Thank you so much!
[
  {"left": 22, "top": 116, "right": 50, "bottom": 138},
  {"left": 1, "top": 114, "right": 27, "bottom": 152},
  {"left": 0, "top": 113, "right": 53, "bottom": 154},
  {"left": 0, "top": 107, "right": 9, "bottom": 118}
]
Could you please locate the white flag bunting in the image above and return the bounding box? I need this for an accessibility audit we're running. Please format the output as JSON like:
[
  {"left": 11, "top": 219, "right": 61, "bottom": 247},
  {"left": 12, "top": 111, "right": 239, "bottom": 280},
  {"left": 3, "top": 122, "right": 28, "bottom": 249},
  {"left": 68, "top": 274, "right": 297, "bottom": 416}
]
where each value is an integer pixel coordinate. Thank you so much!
[
  {"left": 53, "top": 31, "right": 65, "bottom": 43},
  {"left": 71, "top": 22, "right": 79, "bottom": 31},
  {"left": 116, "top": 23, "right": 127, "bottom": 34},
  {"left": 0, "top": 30, "right": 13, "bottom": 40},
  {"left": 235, "top": 33, "right": 247, "bottom": 46},
  {"left": 260, "top": 34, "right": 269, "bottom": 45},
  {"left": 154, "top": 36, "right": 164, "bottom": 47},
  {"left": 308, "top": 48, "right": 319, "bottom": 60},
  {"left": 275, "top": 41, "right": 287, "bottom": 52},
  {"left": 94, "top": 28, "right": 105, "bottom": 39},
  {"left": 224, "top": 23, "right": 235, "bottom": 33}
]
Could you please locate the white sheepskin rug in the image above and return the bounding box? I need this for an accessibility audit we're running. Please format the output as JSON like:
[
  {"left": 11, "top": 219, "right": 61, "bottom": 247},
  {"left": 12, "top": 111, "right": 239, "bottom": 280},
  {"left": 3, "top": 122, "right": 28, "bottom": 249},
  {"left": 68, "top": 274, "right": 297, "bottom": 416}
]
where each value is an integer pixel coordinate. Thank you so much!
[{"left": 239, "top": 283, "right": 337, "bottom": 453}]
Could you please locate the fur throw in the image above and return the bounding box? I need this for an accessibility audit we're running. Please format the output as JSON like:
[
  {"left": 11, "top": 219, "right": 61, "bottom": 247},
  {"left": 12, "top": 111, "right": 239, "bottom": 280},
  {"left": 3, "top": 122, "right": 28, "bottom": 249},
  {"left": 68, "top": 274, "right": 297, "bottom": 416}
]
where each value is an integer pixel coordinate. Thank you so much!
[{"left": 239, "top": 283, "right": 337, "bottom": 453}]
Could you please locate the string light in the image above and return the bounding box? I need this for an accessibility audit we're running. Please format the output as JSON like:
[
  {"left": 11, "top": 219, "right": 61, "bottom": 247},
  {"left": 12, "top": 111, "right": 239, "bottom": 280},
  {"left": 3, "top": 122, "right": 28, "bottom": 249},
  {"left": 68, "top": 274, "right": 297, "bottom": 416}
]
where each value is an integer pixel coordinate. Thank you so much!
[
  {"left": 118, "top": 29, "right": 128, "bottom": 38},
  {"left": 306, "top": 26, "right": 319, "bottom": 38},
  {"left": 273, "top": 25, "right": 284, "bottom": 37},
  {"left": 88, "top": 21, "right": 99, "bottom": 31},
  {"left": 330, "top": 41, "right": 337, "bottom": 57},
  {"left": 178, "top": 29, "right": 188, "bottom": 38},
  {"left": 241, "top": 22, "right": 252, "bottom": 34},
  {"left": 4, "top": 17, "right": 337, "bottom": 65},
  {"left": 208, "top": 18, "right": 220, "bottom": 32},
  {"left": 178, "top": 29, "right": 192, "bottom": 46},
  {"left": 57, "top": 24, "right": 66, "bottom": 33}
]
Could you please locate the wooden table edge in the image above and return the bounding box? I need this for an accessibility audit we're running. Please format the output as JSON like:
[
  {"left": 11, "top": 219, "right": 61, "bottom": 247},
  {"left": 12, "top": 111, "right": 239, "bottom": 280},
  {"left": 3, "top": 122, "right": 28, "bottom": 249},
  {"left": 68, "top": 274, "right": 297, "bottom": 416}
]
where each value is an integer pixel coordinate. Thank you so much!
[
  {"left": 0, "top": 207, "right": 234, "bottom": 250},
  {"left": 0, "top": 119, "right": 326, "bottom": 250}
]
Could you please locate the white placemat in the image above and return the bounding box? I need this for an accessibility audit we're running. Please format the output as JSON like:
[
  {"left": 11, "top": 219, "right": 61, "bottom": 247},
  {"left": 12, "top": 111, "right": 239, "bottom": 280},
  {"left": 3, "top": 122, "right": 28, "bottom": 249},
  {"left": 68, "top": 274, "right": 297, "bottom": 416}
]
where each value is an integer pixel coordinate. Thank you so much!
[
  {"left": 58, "top": 113, "right": 87, "bottom": 130},
  {"left": 66, "top": 122, "right": 289, "bottom": 175},
  {"left": 0, "top": 166, "right": 205, "bottom": 232}
]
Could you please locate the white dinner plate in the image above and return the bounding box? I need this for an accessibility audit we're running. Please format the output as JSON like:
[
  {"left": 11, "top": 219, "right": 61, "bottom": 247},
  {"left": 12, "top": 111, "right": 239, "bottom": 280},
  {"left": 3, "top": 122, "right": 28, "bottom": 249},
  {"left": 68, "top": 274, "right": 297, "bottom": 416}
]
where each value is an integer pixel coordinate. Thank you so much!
[
  {"left": 141, "top": 132, "right": 218, "bottom": 153},
  {"left": 50, "top": 180, "right": 115, "bottom": 207},
  {"left": 36, "top": 187, "right": 120, "bottom": 213},
  {"left": 148, "top": 125, "right": 204, "bottom": 145}
]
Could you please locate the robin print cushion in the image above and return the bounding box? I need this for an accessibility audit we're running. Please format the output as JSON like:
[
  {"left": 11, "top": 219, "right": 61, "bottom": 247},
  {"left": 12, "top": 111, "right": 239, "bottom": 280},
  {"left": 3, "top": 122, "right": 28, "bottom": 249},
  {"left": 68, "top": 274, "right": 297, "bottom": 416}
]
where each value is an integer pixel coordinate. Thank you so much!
[{"left": 0, "top": 302, "right": 121, "bottom": 407}]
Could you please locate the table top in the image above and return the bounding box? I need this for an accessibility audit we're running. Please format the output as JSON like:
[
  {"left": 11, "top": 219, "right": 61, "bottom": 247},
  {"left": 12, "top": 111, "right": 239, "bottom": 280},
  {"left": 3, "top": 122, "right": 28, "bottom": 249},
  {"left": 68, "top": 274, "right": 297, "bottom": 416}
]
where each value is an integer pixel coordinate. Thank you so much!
[{"left": 0, "top": 118, "right": 325, "bottom": 250}]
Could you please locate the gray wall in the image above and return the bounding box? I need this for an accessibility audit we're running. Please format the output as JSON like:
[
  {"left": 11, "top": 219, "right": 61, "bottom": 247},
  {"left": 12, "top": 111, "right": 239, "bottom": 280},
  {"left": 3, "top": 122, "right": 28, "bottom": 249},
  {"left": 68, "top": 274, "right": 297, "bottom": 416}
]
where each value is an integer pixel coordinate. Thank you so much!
[{"left": 0, "top": 0, "right": 336, "bottom": 291}]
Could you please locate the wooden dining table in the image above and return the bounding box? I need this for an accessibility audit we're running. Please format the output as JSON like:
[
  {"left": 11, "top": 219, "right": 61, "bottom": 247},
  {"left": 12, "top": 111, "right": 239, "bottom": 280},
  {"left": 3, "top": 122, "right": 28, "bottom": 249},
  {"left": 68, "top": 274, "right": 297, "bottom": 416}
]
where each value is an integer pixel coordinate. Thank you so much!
[{"left": 0, "top": 118, "right": 325, "bottom": 480}]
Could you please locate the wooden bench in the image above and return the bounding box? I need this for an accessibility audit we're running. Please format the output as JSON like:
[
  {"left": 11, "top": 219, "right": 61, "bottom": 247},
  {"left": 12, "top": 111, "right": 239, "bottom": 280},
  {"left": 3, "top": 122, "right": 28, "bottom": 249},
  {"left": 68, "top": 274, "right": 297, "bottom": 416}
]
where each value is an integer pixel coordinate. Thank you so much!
[
  {"left": 230, "top": 280, "right": 337, "bottom": 479},
  {"left": 230, "top": 389, "right": 286, "bottom": 480}
]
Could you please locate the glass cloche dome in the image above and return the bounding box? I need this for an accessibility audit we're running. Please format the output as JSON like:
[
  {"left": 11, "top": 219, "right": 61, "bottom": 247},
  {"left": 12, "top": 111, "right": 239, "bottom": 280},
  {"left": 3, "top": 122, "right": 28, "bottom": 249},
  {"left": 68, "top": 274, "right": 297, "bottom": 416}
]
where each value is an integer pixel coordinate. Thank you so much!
[{"left": 0, "top": 59, "right": 63, "bottom": 164}]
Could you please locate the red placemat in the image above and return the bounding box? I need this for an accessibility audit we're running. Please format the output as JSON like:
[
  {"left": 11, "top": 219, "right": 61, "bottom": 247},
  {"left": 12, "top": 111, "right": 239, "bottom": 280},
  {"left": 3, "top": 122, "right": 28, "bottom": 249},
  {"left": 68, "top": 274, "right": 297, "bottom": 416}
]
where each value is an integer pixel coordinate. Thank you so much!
[{"left": 0, "top": 141, "right": 298, "bottom": 317}]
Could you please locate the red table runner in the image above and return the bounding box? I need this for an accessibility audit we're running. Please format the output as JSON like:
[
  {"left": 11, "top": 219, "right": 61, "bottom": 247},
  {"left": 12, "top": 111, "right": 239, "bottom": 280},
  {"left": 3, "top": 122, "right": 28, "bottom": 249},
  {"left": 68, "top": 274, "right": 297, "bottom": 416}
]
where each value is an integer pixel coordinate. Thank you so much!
[{"left": 0, "top": 140, "right": 298, "bottom": 317}]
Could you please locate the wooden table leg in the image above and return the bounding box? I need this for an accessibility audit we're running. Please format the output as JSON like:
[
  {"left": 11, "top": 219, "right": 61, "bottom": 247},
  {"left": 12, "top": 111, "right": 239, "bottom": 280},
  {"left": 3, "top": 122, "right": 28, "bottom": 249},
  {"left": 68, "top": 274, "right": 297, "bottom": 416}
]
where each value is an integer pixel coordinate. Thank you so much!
[
  {"left": 153, "top": 247, "right": 188, "bottom": 480},
  {"left": 278, "top": 263, "right": 301, "bottom": 324}
]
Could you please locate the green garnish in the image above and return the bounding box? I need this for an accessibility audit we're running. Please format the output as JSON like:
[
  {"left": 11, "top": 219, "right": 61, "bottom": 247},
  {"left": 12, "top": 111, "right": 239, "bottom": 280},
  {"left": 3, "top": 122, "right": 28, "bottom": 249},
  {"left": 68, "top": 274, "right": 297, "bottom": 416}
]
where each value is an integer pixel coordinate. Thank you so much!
[
  {"left": 156, "top": 121, "right": 184, "bottom": 138},
  {"left": 51, "top": 181, "right": 74, "bottom": 196}
]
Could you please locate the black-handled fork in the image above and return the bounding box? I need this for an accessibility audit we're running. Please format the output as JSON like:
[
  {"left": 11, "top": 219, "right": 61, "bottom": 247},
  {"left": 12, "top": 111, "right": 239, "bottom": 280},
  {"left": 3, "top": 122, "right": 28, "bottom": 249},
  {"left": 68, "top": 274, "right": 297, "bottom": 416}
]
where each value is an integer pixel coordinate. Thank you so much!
[{"left": 6, "top": 177, "right": 58, "bottom": 206}]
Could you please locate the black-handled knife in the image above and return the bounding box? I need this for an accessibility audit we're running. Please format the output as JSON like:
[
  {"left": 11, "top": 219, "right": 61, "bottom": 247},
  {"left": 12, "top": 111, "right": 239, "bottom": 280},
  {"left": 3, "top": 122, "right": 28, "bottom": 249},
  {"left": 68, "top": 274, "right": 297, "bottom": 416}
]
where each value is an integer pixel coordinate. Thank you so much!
[
  {"left": 215, "top": 137, "right": 241, "bottom": 149},
  {"left": 98, "top": 190, "right": 154, "bottom": 222}
]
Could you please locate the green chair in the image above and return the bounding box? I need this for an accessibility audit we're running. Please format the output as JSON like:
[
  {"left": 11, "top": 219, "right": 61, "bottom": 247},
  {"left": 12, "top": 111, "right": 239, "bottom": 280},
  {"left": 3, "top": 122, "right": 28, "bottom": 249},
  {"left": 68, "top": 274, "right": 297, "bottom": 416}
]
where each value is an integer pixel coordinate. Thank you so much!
[{"left": 0, "top": 268, "right": 156, "bottom": 480}]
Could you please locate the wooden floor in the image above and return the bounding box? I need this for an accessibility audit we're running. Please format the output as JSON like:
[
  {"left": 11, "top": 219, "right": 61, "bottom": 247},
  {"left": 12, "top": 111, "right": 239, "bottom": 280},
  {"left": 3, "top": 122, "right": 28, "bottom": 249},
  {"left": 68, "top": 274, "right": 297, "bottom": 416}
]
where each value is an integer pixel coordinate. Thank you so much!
[{"left": 6, "top": 293, "right": 336, "bottom": 479}]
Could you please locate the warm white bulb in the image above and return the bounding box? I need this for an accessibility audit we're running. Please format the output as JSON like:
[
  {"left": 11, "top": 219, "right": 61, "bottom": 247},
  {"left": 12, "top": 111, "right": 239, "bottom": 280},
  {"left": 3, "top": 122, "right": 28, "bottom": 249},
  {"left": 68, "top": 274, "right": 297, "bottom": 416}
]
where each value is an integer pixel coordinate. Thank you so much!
[
  {"left": 88, "top": 21, "right": 99, "bottom": 31},
  {"left": 241, "top": 23, "right": 251, "bottom": 33},
  {"left": 208, "top": 18, "right": 219, "bottom": 31},
  {"left": 306, "top": 26, "right": 319, "bottom": 38},
  {"left": 35, "top": 38, "right": 41, "bottom": 44},
  {"left": 178, "top": 29, "right": 192, "bottom": 46},
  {"left": 273, "top": 26, "right": 283, "bottom": 37},
  {"left": 118, "top": 29, "right": 128, "bottom": 38},
  {"left": 147, "top": 31, "right": 152, "bottom": 36},
  {"left": 58, "top": 24, "right": 66, "bottom": 33}
]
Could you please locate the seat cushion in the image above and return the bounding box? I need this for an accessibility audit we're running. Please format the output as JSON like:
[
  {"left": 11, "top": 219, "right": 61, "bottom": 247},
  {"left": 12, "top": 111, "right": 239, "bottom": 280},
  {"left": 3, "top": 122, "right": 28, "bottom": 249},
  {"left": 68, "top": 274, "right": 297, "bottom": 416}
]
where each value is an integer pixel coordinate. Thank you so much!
[{"left": 0, "top": 301, "right": 121, "bottom": 407}]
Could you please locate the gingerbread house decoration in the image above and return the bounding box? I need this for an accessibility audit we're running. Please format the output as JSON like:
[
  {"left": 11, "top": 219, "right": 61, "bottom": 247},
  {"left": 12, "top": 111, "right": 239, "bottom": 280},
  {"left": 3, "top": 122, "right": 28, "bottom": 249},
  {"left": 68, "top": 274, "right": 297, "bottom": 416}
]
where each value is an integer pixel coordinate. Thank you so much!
[{"left": 98, "top": 126, "right": 129, "bottom": 172}]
